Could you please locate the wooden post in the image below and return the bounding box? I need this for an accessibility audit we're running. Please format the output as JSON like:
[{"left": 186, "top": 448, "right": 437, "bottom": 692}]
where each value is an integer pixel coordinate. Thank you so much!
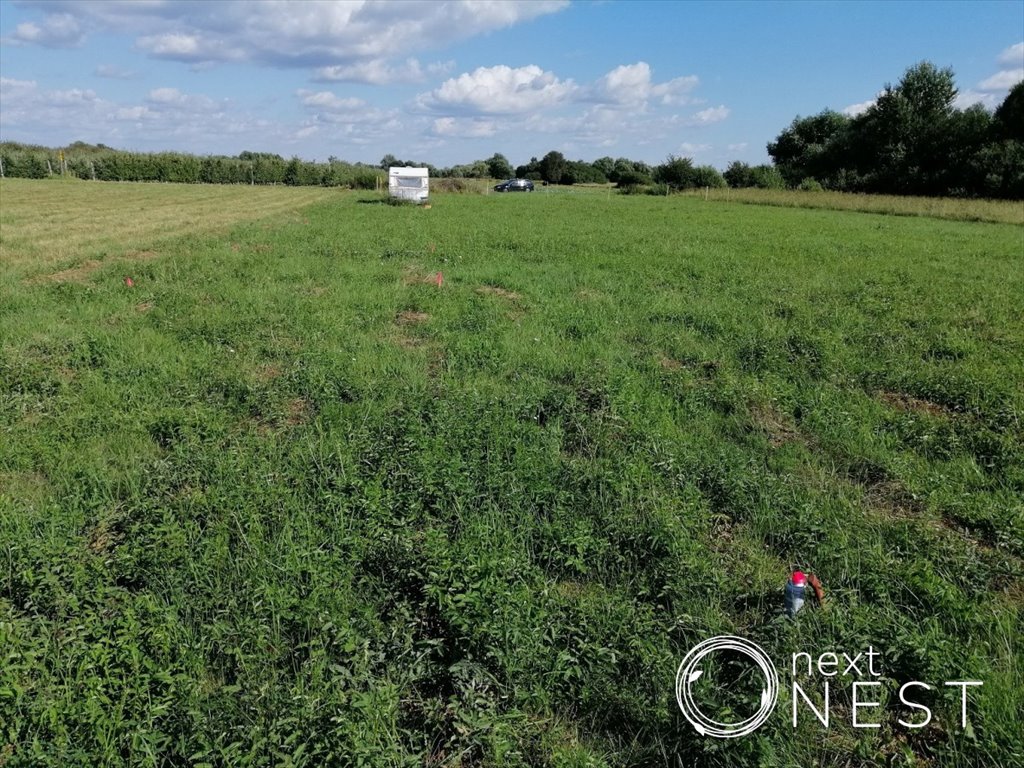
[
  {"left": 90, "top": 161, "right": 96, "bottom": 180},
  {"left": 0, "top": 154, "right": 4, "bottom": 178},
  {"left": 47, "top": 159, "right": 53, "bottom": 176}
]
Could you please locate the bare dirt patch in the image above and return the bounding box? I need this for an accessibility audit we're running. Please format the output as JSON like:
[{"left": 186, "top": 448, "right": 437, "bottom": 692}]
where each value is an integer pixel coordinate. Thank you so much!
[
  {"left": 658, "top": 355, "right": 683, "bottom": 371},
  {"left": 864, "top": 479, "right": 925, "bottom": 521},
  {"left": 401, "top": 265, "right": 444, "bottom": 286},
  {"left": 285, "top": 397, "right": 312, "bottom": 426},
  {"left": 397, "top": 310, "right": 430, "bottom": 325},
  {"left": 750, "top": 402, "right": 802, "bottom": 448},
  {"left": 256, "top": 363, "right": 282, "bottom": 381},
  {"left": 135, "top": 302, "right": 154, "bottom": 313},
  {"left": 30, "top": 248, "right": 163, "bottom": 284},
  {"left": 87, "top": 519, "right": 121, "bottom": 556},
  {"left": 476, "top": 285, "right": 522, "bottom": 301},
  {"left": 392, "top": 333, "right": 427, "bottom": 349},
  {"left": 35, "top": 259, "right": 103, "bottom": 284},
  {"left": 877, "top": 390, "right": 951, "bottom": 417}
]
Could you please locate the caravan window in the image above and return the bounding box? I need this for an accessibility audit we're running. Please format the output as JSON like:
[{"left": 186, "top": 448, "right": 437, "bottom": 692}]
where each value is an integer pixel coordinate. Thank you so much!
[{"left": 396, "top": 177, "right": 422, "bottom": 188}]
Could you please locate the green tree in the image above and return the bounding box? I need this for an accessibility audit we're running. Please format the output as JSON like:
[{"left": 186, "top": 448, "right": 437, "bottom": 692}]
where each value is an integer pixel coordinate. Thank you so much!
[
  {"left": 692, "top": 165, "right": 727, "bottom": 188},
  {"left": 993, "top": 81, "right": 1024, "bottom": 141},
  {"left": 653, "top": 155, "right": 696, "bottom": 189},
  {"left": 853, "top": 61, "right": 957, "bottom": 194},
  {"left": 611, "top": 157, "right": 651, "bottom": 185},
  {"left": 485, "top": 153, "right": 513, "bottom": 179},
  {"left": 592, "top": 156, "right": 615, "bottom": 180},
  {"left": 539, "top": 151, "right": 567, "bottom": 184},
  {"left": 749, "top": 164, "right": 786, "bottom": 189},
  {"left": 723, "top": 161, "right": 755, "bottom": 188},
  {"left": 767, "top": 110, "right": 850, "bottom": 187}
]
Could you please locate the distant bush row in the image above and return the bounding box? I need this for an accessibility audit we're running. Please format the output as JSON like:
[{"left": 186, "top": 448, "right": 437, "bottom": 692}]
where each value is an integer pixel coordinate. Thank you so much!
[{"left": 0, "top": 142, "right": 384, "bottom": 189}]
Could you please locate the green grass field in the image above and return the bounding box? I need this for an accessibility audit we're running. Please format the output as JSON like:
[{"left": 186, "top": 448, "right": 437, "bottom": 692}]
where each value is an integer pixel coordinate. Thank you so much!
[{"left": 1, "top": 180, "right": 1022, "bottom": 767}]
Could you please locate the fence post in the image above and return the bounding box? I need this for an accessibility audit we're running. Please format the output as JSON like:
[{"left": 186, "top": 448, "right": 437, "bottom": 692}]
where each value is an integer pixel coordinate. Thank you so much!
[{"left": 47, "top": 159, "right": 53, "bottom": 176}]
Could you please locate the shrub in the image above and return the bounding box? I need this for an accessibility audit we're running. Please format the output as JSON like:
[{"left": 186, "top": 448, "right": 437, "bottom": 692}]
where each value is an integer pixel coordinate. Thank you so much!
[
  {"left": 724, "top": 161, "right": 756, "bottom": 188},
  {"left": 798, "top": 177, "right": 824, "bottom": 191},
  {"left": 750, "top": 165, "right": 787, "bottom": 189},
  {"left": 692, "top": 165, "right": 727, "bottom": 189},
  {"left": 350, "top": 169, "right": 383, "bottom": 190},
  {"left": 615, "top": 168, "right": 649, "bottom": 189},
  {"left": 652, "top": 155, "right": 695, "bottom": 189},
  {"left": 434, "top": 178, "right": 469, "bottom": 193}
]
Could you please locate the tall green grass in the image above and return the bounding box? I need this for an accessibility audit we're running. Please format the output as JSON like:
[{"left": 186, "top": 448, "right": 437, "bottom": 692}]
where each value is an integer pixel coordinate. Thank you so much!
[
  {"left": 679, "top": 186, "right": 1024, "bottom": 225},
  {"left": 1, "top": 184, "right": 1022, "bottom": 766}
]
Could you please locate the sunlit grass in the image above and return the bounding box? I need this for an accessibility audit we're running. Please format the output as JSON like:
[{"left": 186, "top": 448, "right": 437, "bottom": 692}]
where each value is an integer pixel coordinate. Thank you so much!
[
  {"left": 0, "top": 177, "right": 336, "bottom": 277},
  {"left": 1, "top": 181, "right": 1022, "bottom": 766},
  {"left": 679, "top": 186, "right": 1024, "bottom": 224}
]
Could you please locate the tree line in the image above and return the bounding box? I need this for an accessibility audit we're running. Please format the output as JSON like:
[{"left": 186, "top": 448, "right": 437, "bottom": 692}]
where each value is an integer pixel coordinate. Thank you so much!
[
  {"left": 2, "top": 62, "right": 1019, "bottom": 198},
  {"left": 0, "top": 142, "right": 383, "bottom": 188},
  {"left": 380, "top": 151, "right": 734, "bottom": 191},
  {"left": 766, "top": 63, "right": 1023, "bottom": 198}
]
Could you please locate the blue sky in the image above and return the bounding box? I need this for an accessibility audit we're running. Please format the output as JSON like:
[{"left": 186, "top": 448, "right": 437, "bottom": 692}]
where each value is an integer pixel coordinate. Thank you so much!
[{"left": 1, "top": 0, "right": 1021, "bottom": 169}]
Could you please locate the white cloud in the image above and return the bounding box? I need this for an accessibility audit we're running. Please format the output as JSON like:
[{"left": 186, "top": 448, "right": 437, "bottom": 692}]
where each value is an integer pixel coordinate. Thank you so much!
[
  {"left": 114, "top": 105, "right": 159, "bottom": 121},
  {"left": 14, "top": 1, "right": 568, "bottom": 69},
  {"left": 431, "top": 117, "right": 497, "bottom": 138},
  {"left": 842, "top": 99, "right": 875, "bottom": 116},
  {"left": 94, "top": 64, "right": 136, "bottom": 79},
  {"left": 998, "top": 42, "right": 1024, "bottom": 67},
  {"left": 416, "top": 64, "right": 577, "bottom": 114},
  {"left": 136, "top": 32, "right": 246, "bottom": 63},
  {"left": 10, "top": 13, "right": 83, "bottom": 47},
  {"left": 594, "top": 62, "right": 654, "bottom": 106},
  {"left": 679, "top": 142, "right": 710, "bottom": 154},
  {"left": 295, "top": 88, "right": 402, "bottom": 142},
  {"left": 727, "top": 142, "right": 748, "bottom": 152},
  {"left": 654, "top": 75, "right": 702, "bottom": 106},
  {"left": 0, "top": 77, "right": 38, "bottom": 95},
  {"left": 0, "top": 74, "right": 329, "bottom": 156},
  {"left": 47, "top": 88, "right": 100, "bottom": 107},
  {"left": 954, "top": 89, "right": 999, "bottom": 110},
  {"left": 978, "top": 68, "right": 1024, "bottom": 91},
  {"left": 682, "top": 105, "right": 729, "bottom": 125},
  {"left": 298, "top": 90, "right": 367, "bottom": 112},
  {"left": 146, "top": 87, "right": 220, "bottom": 113},
  {"left": 964, "top": 42, "right": 1024, "bottom": 104},
  {"left": 591, "top": 62, "right": 699, "bottom": 107},
  {"left": 313, "top": 58, "right": 453, "bottom": 85}
]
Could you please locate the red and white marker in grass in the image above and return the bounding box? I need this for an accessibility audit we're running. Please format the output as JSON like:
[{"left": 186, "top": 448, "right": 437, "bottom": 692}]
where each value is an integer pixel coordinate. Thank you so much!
[
  {"left": 784, "top": 571, "right": 806, "bottom": 617},
  {"left": 785, "top": 570, "right": 826, "bottom": 617},
  {"left": 124, "top": 276, "right": 135, "bottom": 287},
  {"left": 435, "top": 271, "right": 443, "bottom": 287}
]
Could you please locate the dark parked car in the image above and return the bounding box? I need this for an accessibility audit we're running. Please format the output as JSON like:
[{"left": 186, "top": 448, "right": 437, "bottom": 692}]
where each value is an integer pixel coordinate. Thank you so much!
[{"left": 494, "top": 178, "right": 534, "bottom": 192}]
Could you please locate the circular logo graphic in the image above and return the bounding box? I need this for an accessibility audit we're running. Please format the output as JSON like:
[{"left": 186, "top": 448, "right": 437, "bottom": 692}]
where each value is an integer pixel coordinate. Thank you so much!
[{"left": 675, "top": 635, "right": 779, "bottom": 738}]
